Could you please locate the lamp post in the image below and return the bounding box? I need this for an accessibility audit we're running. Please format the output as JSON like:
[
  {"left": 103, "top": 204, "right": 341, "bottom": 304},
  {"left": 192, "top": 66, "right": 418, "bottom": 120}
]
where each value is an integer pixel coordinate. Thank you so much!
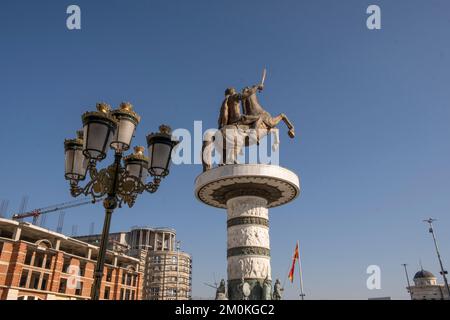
[
  {"left": 423, "top": 218, "right": 450, "bottom": 298},
  {"left": 64, "top": 102, "right": 178, "bottom": 300}
]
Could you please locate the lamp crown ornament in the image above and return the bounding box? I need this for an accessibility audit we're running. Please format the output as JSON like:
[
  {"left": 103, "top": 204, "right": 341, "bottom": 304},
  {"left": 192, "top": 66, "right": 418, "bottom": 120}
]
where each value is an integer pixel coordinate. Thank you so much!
[
  {"left": 124, "top": 146, "right": 149, "bottom": 163},
  {"left": 159, "top": 124, "right": 172, "bottom": 135},
  {"left": 76, "top": 130, "right": 84, "bottom": 140},
  {"left": 96, "top": 102, "right": 111, "bottom": 113},
  {"left": 120, "top": 101, "right": 133, "bottom": 111},
  {"left": 112, "top": 102, "right": 141, "bottom": 124},
  {"left": 134, "top": 146, "right": 145, "bottom": 155}
]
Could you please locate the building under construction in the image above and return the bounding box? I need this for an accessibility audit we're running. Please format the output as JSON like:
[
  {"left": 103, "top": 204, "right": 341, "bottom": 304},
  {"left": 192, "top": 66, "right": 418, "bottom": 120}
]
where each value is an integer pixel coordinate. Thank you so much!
[
  {"left": 75, "top": 226, "right": 192, "bottom": 300},
  {"left": 0, "top": 218, "right": 143, "bottom": 300},
  {"left": 3, "top": 197, "right": 192, "bottom": 300}
]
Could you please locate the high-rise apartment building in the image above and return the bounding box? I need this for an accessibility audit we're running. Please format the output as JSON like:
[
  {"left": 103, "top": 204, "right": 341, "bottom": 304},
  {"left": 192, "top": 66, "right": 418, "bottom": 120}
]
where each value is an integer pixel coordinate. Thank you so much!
[{"left": 76, "top": 226, "right": 192, "bottom": 300}]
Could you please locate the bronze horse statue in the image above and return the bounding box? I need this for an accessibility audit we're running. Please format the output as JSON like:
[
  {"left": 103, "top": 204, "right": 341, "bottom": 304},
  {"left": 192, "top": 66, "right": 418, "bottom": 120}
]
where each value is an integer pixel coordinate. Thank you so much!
[
  {"left": 202, "top": 80, "right": 295, "bottom": 171},
  {"left": 240, "top": 84, "right": 295, "bottom": 140}
]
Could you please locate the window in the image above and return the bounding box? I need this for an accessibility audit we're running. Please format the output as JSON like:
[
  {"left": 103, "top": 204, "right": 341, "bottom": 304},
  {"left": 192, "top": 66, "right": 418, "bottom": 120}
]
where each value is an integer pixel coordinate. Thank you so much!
[
  {"left": 168, "top": 288, "right": 176, "bottom": 297},
  {"left": 106, "top": 268, "right": 113, "bottom": 282},
  {"left": 124, "top": 289, "right": 130, "bottom": 300},
  {"left": 41, "top": 274, "right": 49, "bottom": 290},
  {"left": 104, "top": 286, "right": 110, "bottom": 300},
  {"left": 24, "top": 250, "right": 33, "bottom": 265},
  {"left": 44, "top": 255, "right": 52, "bottom": 269},
  {"left": 172, "top": 256, "right": 177, "bottom": 264},
  {"left": 126, "top": 274, "right": 132, "bottom": 286},
  {"left": 34, "top": 252, "right": 44, "bottom": 268},
  {"left": 150, "top": 287, "right": 159, "bottom": 297},
  {"left": 19, "top": 270, "right": 29, "bottom": 287},
  {"left": 75, "top": 282, "right": 83, "bottom": 296},
  {"left": 30, "top": 271, "right": 40, "bottom": 289},
  {"left": 131, "top": 290, "right": 135, "bottom": 300},
  {"left": 62, "top": 256, "right": 71, "bottom": 273},
  {"left": 0, "top": 242, "right": 3, "bottom": 257},
  {"left": 59, "top": 279, "right": 67, "bottom": 294},
  {"left": 120, "top": 288, "right": 124, "bottom": 300},
  {"left": 79, "top": 262, "right": 86, "bottom": 277},
  {"left": 18, "top": 296, "right": 39, "bottom": 300}
]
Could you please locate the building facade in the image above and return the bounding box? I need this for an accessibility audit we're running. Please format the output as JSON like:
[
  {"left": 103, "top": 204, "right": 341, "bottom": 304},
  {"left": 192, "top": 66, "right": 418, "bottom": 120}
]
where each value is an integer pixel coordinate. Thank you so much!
[
  {"left": 76, "top": 226, "right": 192, "bottom": 300},
  {"left": 408, "top": 269, "right": 450, "bottom": 300},
  {"left": 0, "top": 218, "right": 143, "bottom": 300}
]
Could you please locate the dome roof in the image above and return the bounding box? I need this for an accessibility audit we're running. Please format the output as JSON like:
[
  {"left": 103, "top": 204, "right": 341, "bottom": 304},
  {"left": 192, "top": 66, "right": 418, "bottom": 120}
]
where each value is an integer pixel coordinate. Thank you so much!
[{"left": 414, "top": 270, "right": 435, "bottom": 279}]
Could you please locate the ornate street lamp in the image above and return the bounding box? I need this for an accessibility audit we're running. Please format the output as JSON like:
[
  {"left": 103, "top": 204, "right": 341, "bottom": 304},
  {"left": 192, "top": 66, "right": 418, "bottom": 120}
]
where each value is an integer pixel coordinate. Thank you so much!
[{"left": 64, "top": 102, "right": 178, "bottom": 300}]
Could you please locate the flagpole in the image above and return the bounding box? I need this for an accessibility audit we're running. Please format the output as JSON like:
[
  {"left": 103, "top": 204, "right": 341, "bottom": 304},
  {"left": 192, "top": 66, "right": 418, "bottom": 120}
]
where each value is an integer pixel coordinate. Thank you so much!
[{"left": 297, "top": 240, "right": 305, "bottom": 300}]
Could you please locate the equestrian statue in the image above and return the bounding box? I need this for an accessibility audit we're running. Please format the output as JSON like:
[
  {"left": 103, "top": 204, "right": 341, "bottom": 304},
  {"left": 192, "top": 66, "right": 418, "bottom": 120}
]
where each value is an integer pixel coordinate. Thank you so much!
[{"left": 202, "top": 69, "right": 295, "bottom": 171}]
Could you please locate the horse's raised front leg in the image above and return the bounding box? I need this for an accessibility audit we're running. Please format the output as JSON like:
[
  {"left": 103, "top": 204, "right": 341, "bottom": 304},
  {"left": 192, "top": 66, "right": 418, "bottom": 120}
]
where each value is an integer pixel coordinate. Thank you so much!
[
  {"left": 271, "top": 114, "right": 295, "bottom": 138},
  {"left": 268, "top": 114, "right": 284, "bottom": 127},
  {"left": 281, "top": 113, "right": 295, "bottom": 138}
]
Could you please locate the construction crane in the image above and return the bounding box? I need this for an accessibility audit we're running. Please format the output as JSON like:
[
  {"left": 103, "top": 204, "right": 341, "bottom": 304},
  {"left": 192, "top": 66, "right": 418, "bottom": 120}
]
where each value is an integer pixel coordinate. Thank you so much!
[
  {"left": 11, "top": 197, "right": 101, "bottom": 224},
  {"left": 203, "top": 273, "right": 219, "bottom": 291}
]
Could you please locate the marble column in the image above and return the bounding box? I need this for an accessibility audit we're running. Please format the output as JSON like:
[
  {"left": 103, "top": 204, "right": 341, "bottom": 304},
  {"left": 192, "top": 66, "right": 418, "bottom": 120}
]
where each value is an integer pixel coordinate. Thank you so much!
[{"left": 226, "top": 196, "right": 271, "bottom": 300}]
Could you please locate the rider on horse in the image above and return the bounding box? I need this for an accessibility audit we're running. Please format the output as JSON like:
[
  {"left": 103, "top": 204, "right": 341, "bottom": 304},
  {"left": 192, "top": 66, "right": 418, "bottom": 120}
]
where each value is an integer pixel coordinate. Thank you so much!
[
  {"left": 240, "top": 84, "right": 273, "bottom": 131},
  {"left": 218, "top": 84, "right": 269, "bottom": 132}
]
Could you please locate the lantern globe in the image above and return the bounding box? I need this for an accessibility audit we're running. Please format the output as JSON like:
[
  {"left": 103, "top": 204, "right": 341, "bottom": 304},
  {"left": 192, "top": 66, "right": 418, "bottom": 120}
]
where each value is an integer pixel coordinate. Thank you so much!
[
  {"left": 64, "top": 130, "right": 88, "bottom": 181},
  {"left": 124, "top": 146, "right": 149, "bottom": 184},
  {"left": 81, "top": 103, "right": 118, "bottom": 161},
  {"left": 146, "top": 125, "right": 179, "bottom": 178},
  {"left": 110, "top": 102, "right": 141, "bottom": 152}
]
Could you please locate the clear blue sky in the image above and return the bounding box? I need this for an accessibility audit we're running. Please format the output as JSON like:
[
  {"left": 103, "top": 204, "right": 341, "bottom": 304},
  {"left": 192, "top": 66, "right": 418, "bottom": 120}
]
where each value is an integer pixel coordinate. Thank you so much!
[{"left": 1, "top": 0, "right": 450, "bottom": 299}]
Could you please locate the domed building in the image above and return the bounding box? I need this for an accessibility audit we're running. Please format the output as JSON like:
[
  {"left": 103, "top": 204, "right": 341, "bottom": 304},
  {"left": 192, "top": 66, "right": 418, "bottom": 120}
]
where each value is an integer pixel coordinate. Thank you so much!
[{"left": 408, "top": 269, "right": 449, "bottom": 300}]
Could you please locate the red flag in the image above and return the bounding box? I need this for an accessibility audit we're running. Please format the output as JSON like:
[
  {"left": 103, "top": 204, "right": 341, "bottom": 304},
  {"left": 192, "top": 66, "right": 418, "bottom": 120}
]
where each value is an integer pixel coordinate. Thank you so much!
[{"left": 288, "top": 242, "right": 299, "bottom": 283}]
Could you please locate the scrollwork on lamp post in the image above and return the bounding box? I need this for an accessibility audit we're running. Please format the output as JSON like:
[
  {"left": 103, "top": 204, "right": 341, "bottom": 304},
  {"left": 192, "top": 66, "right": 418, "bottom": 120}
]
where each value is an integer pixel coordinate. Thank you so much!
[{"left": 64, "top": 102, "right": 178, "bottom": 300}]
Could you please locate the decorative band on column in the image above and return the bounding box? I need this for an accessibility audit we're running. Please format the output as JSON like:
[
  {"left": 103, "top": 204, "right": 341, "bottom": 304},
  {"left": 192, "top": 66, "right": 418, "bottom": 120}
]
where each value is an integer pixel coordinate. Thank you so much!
[
  {"left": 214, "top": 184, "right": 282, "bottom": 205},
  {"left": 227, "top": 217, "right": 269, "bottom": 228},
  {"left": 227, "top": 246, "right": 271, "bottom": 257},
  {"left": 227, "top": 278, "right": 272, "bottom": 300}
]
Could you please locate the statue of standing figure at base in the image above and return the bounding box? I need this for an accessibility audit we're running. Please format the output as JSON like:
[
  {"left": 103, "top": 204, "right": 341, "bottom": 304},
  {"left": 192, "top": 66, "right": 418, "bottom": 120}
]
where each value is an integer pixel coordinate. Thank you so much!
[
  {"left": 262, "top": 276, "right": 272, "bottom": 300},
  {"left": 272, "top": 279, "right": 283, "bottom": 300},
  {"left": 202, "top": 69, "right": 296, "bottom": 171},
  {"left": 215, "top": 279, "right": 228, "bottom": 300}
]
